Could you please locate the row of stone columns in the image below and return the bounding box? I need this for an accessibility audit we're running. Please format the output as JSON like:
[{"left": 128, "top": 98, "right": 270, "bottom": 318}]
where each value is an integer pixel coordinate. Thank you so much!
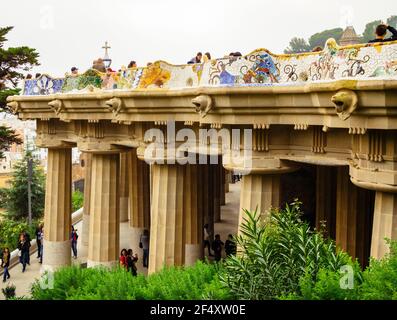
[{"left": 42, "top": 147, "right": 230, "bottom": 273}]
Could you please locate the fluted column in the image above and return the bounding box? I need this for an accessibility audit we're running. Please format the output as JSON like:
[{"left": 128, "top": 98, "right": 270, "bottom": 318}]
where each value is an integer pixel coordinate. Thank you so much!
[
  {"left": 149, "top": 163, "right": 185, "bottom": 274},
  {"left": 119, "top": 152, "right": 129, "bottom": 222},
  {"left": 225, "top": 170, "right": 230, "bottom": 193},
  {"left": 184, "top": 164, "right": 203, "bottom": 265},
  {"left": 315, "top": 166, "right": 336, "bottom": 238},
  {"left": 81, "top": 152, "right": 92, "bottom": 258},
  {"left": 239, "top": 173, "right": 280, "bottom": 232},
  {"left": 336, "top": 166, "right": 358, "bottom": 258},
  {"left": 220, "top": 165, "right": 226, "bottom": 206},
  {"left": 42, "top": 148, "right": 72, "bottom": 272},
  {"left": 128, "top": 149, "right": 150, "bottom": 257},
  {"left": 203, "top": 163, "right": 214, "bottom": 241},
  {"left": 213, "top": 163, "right": 221, "bottom": 222},
  {"left": 371, "top": 192, "right": 397, "bottom": 259},
  {"left": 87, "top": 153, "right": 120, "bottom": 267}
]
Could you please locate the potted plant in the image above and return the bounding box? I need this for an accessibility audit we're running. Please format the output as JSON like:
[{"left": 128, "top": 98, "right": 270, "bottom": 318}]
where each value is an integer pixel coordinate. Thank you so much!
[{"left": 2, "top": 283, "right": 16, "bottom": 299}]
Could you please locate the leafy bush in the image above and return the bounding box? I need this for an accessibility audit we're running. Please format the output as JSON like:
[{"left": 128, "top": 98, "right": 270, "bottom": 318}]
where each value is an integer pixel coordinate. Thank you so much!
[
  {"left": 220, "top": 201, "right": 351, "bottom": 300},
  {"left": 31, "top": 261, "right": 231, "bottom": 300},
  {"left": 0, "top": 218, "right": 38, "bottom": 251},
  {"left": 72, "top": 190, "right": 84, "bottom": 212},
  {"left": 359, "top": 240, "right": 397, "bottom": 300},
  {"left": 2, "top": 283, "right": 16, "bottom": 300}
]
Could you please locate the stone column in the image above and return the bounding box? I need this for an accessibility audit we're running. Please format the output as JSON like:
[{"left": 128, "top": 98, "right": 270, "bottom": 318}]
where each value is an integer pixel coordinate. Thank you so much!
[
  {"left": 213, "top": 163, "right": 221, "bottom": 222},
  {"left": 149, "top": 163, "right": 185, "bottom": 274},
  {"left": 315, "top": 166, "right": 336, "bottom": 239},
  {"left": 42, "top": 148, "right": 72, "bottom": 272},
  {"left": 220, "top": 165, "right": 226, "bottom": 206},
  {"left": 225, "top": 170, "right": 230, "bottom": 193},
  {"left": 335, "top": 166, "right": 358, "bottom": 257},
  {"left": 128, "top": 149, "right": 150, "bottom": 258},
  {"left": 81, "top": 152, "right": 92, "bottom": 258},
  {"left": 87, "top": 153, "right": 120, "bottom": 268},
  {"left": 371, "top": 192, "right": 397, "bottom": 259},
  {"left": 184, "top": 164, "right": 204, "bottom": 265},
  {"left": 239, "top": 173, "right": 280, "bottom": 231},
  {"left": 119, "top": 152, "right": 129, "bottom": 222},
  {"left": 203, "top": 163, "right": 214, "bottom": 240}
]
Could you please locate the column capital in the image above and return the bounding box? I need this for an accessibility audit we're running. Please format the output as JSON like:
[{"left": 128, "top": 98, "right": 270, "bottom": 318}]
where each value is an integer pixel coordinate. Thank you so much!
[{"left": 350, "top": 165, "right": 397, "bottom": 193}]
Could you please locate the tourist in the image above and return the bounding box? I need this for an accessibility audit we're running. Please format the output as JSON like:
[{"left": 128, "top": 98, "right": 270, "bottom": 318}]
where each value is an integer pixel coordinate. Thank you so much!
[
  {"left": 127, "top": 249, "right": 138, "bottom": 276},
  {"left": 71, "top": 67, "right": 79, "bottom": 76},
  {"left": 70, "top": 226, "right": 78, "bottom": 259},
  {"left": 369, "top": 24, "right": 397, "bottom": 43},
  {"left": 17, "top": 233, "right": 30, "bottom": 272},
  {"left": 38, "top": 226, "right": 44, "bottom": 264},
  {"left": 203, "top": 224, "right": 213, "bottom": 256},
  {"left": 25, "top": 74, "right": 32, "bottom": 79},
  {"left": 312, "top": 46, "right": 323, "bottom": 52},
  {"left": 147, "top": 62, "right": 153, "bottom": 66},
  {"left": 119, "top": 249, "right": 128, "bottom": 270},
  {"left": 211, "top": 234, "right": 224, "bottom": 262},
  {"left": 35, "top": 73, "right": 41, "bottom": 79},
  {"left": 140, "top": 229, "right": 150, "bottom": 268},
  {"left": 128, "top": 61, "right": 137, "bottom": 68},
  {"left": 233, "top": 52, "right": 242, "bottom": 57},
  {"left": 1, "top": 247, "right": 11, "bottom": 282},
  {"left": 92, "top": 58, "right": 106, "bottom": 72},
  {"left": 35, "top": 225, "right": 43, "bottom": 259},
  {"left": 187, "top": 52, "right": 202, "bottom": 64},
  {"left": 225, "top": 234, "right": 237, "bottom": 256},
  {"left": 203, "top": 52, "right": 211, "bottom": 62}
]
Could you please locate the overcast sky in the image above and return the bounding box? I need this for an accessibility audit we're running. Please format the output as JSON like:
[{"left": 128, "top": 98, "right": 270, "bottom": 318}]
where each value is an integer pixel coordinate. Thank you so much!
[{"left": 1, "top": 0, "right": 396, "bottom": 77}]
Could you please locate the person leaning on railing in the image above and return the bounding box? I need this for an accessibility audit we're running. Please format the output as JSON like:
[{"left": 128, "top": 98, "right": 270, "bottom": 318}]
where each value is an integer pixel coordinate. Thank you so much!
[{"left": 369, "top": 24, "right": 397, "bottom": 43}]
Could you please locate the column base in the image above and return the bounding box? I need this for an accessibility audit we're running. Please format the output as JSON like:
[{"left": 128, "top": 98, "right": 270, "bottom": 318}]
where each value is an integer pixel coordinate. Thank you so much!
[
  {"left": 42, "top": 240, "right": 71, "bottom": 272},
  {"left": 87, "top": 260, "right": 118, "bottom": 268},
  {"left": 185, "top": 244, "right": 203, "bottom": 266}
]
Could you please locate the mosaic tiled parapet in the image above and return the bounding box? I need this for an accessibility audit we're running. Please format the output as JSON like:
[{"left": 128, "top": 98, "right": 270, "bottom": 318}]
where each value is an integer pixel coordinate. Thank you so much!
[{"left": 22, "top": 38, "right": 397, "bottom": 96}]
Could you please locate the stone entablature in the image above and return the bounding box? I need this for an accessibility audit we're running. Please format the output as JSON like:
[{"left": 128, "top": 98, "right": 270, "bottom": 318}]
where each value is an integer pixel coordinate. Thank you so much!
[{"left": 20, "top": 39, "right": 397, "bottom": 95}]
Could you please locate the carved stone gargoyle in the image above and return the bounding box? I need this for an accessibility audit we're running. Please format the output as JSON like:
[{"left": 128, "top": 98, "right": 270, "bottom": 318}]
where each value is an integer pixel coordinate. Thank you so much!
[
  {"left": 6, "top": 101, "right": 20, "bottom": 114},
  {"left": 105, "top": 97, "right": 123, "bottom": 116},
  {"left": 191, "top": 95, "right": 213, "bottom": 118},
  {"left": 331, "top": 89, "right": 358, "bottom": 121},
  {"left": 48, "top": 99, "right": 64, "bottom": 115}
]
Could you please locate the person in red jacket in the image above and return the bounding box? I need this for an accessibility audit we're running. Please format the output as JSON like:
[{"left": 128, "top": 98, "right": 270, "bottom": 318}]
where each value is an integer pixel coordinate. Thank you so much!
[{"left": 119, "top": 249, "right": 128, "bottom": 270}]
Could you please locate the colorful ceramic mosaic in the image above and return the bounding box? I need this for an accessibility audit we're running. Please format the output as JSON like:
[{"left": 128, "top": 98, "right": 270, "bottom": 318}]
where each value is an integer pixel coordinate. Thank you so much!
[{"left": 22, "top": 39, "right": 397, "bottom": 96}]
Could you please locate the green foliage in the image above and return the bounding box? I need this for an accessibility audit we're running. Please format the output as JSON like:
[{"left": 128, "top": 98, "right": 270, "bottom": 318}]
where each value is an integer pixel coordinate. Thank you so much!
[
  {"left": 387, "top": 16, "right": 397, "bottom": 30},
  {"left": 219, "top": 201, "right": 350, "bottom": 300},
  {"left": 31, "top": 261, "right": 232, "bottom": 300},
  {"left": 0, "top": 26, "right": 39, "bottom": 112},
  {"left": 359, "top": 241, "right": 397, "bottom": 299},
  {"left": 308, "top": 28, "right": 344, "bottom": 49},
  {"left": 284, "top": 37, "right": 311, "bottom": 54},
  {"left": 1, "top": 283, "right": 16, "bottom": 300},
  {"left": 362, "top": 20, "right": 383, "bottom": 43},
  {"left": 72, "top": 190, "right": 84, "bottom": 212},
  {"left": 0, "top": 125, "right": 22, "bottom": 158},
  {"left": 0, "top": 218, "right": 37, "bottom": 251},
  {"left": 0, "top": 150, "right": 45, "bottom": 221}
]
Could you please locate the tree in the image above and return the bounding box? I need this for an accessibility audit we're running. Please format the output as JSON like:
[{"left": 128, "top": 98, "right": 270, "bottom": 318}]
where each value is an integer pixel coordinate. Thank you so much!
[
  {"left": 308, "top": 28, "right": 344, "bottom": 48},
  {"left": 0, "top": 150, "right": 45, "bottom": 221},
  {"left": 362, "top": 20, "right": 382, "bottom": 43},
  {"left": 0, "top": 26, "right": 39, "bottom": 157},
  {"left": 72, "top": 190, "right": 84, "bottom": 212},
  {"left": 284, "top": 37, "right": 311, "bottom": 54}
]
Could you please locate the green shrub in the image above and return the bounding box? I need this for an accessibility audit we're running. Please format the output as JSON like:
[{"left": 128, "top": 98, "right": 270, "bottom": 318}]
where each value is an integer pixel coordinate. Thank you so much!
[
  {"left": 0, "top": 218, "right": 38, "bottom": 251},
  {"left": 31, "top": 261, "right": 231, "bottom": 300},
  {"left": 359, "top": 240, "right": 397, "bottom": 300},
  {"left": 220, "top": 201, "right": 351, "bottom": 300},
  {"left": 72, "top": 190, "right": 84, "bottom": 212}
]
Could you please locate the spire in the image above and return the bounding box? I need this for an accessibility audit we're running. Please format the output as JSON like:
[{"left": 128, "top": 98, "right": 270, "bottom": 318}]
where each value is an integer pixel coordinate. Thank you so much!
[{"left": 339, "top": 26, "right": 361, "bottom": 46}]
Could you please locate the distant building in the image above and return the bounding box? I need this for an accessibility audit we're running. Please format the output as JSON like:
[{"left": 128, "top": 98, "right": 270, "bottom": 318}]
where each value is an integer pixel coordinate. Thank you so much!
[{"left": 339, "top": 26, "right": 361, "bottom": 46}]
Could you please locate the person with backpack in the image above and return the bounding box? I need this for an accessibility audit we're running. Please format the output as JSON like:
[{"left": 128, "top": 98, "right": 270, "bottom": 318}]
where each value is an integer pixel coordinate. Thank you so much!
[
  {"left": 127, "top": 249, "right": 138, "bottom": 276},
  {"left": 70, "top": 226, "right": 79, "bottom": 259}
]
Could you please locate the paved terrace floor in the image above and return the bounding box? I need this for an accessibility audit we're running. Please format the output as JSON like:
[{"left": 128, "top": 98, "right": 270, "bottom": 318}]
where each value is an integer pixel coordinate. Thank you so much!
[{"left": 0, "top": 182, "right": 241, "bottom": 299}]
